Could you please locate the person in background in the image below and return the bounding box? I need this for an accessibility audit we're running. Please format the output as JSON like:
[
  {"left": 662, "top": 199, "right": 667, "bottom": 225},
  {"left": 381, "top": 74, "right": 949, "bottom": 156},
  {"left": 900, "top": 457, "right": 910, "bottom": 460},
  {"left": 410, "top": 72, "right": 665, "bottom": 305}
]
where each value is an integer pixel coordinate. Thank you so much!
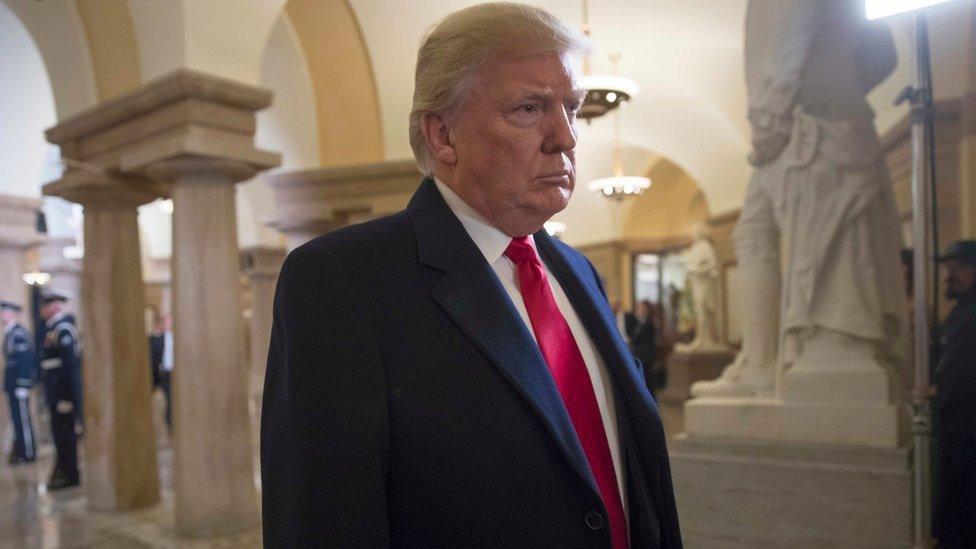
[
  {"left": 149, "top": 316, "right": 164, "bottom": 391},
  {"left": 39, "top": 290, "right": 81, "bottom": 490},
  {"left": 153, "top": 315, "right": 173, "bottom": 430},
  {"left": 1, "top": 301, "right": 36, "bottom": 465},
  {"left": 932, "top": 240, "right": 976, "bottom": 548},
  {"left": 611, "top": 300, "right": 631, "bottom": 345},
  {"left": 628, "top": 300, "right": 662, "bottom": 397}
]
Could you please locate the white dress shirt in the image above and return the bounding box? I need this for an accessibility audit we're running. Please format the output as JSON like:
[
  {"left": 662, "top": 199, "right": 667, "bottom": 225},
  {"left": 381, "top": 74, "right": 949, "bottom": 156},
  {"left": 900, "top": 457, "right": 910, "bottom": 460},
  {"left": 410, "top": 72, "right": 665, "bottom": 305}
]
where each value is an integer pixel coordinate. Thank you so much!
[
  {"left": 162, "top": 331, "right": 174, "bottom": 373},
  {"left": 434, "top": 179, "right": 627, "bottom": 515}
]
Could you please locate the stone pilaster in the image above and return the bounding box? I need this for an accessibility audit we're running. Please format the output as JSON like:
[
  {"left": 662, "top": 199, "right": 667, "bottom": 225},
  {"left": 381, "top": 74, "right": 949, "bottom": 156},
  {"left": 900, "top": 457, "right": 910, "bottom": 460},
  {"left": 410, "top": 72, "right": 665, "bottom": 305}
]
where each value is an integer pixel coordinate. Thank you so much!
[
  {"left": 42, "top": 170, "right": 161, "bottom": 511},
  {"left": 265, "top": 159, "right": 421, "bottom": 250},
  {"left": 240, "top": 246, "right": 284, "bottom": 404}
]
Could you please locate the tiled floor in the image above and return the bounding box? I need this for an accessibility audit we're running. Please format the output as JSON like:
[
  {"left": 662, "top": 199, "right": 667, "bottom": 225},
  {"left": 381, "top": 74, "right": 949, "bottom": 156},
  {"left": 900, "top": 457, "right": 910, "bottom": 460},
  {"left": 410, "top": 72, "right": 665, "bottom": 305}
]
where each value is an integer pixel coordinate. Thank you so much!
[
  {"left": 0, "top": 392, "right": 262, "bottom": 549},
  {"left": 0, "top": 392, "right": 684, "bottom": 548}
]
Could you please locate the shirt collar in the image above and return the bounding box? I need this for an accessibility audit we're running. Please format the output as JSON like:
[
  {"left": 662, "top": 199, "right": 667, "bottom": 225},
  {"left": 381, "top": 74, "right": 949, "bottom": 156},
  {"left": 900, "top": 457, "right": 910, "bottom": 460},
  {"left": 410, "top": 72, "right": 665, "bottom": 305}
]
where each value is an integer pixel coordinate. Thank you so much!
[{"left": 433, "top": 177, "right": 537, "bottom": 264}]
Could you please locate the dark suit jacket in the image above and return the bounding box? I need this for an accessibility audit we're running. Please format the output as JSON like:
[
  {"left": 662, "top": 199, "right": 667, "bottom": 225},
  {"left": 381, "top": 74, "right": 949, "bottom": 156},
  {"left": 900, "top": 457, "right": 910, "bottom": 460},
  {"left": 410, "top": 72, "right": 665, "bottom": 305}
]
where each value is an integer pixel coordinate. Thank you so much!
[
  {"left": 628, "top": 319, "right": 660, "bottom": 391},
  {"left": 148, "top": 333, "right": 164, "bottom": 388},
  {"left": 261, "top": 179, "right": 682, "bottom": 548}
]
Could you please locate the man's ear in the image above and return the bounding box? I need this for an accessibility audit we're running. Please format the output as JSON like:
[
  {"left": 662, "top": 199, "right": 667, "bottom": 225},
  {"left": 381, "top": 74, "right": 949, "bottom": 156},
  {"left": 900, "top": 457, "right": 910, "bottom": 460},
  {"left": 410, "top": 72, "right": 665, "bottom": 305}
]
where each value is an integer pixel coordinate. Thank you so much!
[{"left": 421, "top": 112, "right": 457, "bottom": 166}]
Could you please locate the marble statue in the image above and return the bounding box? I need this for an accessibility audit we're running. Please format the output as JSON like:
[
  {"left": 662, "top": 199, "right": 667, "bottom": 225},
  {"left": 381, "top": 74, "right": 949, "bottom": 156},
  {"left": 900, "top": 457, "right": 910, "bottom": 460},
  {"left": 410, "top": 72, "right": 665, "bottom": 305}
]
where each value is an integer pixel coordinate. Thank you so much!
[
  {"left": 675, "top": 224, "right": 728, "bottom": 353},
  {"left": 691, "top": 0, "right": 907, "bottom": 398}
]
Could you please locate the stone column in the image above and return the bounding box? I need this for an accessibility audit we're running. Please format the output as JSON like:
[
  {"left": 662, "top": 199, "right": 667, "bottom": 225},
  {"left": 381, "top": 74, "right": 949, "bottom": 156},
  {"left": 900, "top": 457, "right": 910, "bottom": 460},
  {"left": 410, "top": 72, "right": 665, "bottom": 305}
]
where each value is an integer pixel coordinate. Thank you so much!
[
  {"left": 44, "top": 69, "right": 280, "bottom": 536},
  {"left": 266, "top": 159, "right": 422, "bottom": 250},
  {"left": 240, "top": 246, "right": 285, "bottom": 403},
  {"left": 42, "top": 171, "right": 160, "bottom": 511},
  {"left": 144, "top": 158, "right": 271, "bottom": 537}
]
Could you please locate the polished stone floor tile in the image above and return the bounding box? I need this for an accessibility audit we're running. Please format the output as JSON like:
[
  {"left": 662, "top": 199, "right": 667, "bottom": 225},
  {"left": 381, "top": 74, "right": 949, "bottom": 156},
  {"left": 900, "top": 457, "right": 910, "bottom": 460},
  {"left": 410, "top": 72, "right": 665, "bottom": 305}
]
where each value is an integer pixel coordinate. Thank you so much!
[{"left": 0, "top": 391, "right": 683, "bottom": 547}]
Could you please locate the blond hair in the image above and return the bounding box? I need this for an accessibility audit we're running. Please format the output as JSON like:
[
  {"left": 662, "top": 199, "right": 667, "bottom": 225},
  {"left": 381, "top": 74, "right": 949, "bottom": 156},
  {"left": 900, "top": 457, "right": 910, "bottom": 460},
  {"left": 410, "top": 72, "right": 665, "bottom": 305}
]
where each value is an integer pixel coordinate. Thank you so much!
[{"left": 409, "top": 2, "right": 591, "bottom": 174}]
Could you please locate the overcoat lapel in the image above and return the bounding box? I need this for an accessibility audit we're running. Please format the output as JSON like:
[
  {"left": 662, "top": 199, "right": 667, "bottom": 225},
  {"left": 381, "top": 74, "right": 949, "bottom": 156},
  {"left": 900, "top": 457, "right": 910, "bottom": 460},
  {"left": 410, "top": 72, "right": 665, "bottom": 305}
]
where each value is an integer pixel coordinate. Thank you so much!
[{"left": 407, "top": 179, "right": 598, "bottom": 495}]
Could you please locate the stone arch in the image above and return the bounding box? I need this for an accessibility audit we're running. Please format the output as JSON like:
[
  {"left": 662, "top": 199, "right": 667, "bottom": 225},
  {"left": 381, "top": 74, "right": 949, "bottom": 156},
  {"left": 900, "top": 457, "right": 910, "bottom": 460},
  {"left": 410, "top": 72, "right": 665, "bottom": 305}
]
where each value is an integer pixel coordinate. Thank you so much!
[
  {"left": 73, "top": 0, "right": 141, "bottom": 100},
  {"left": 281, "top": 0, "right": 384, "bottom": 166},
  {"left": 1, "top": 0, "right": 97, "bottom": 119},
  {"left": 623, "top": 156, "right": 710, "bottom": 240}
]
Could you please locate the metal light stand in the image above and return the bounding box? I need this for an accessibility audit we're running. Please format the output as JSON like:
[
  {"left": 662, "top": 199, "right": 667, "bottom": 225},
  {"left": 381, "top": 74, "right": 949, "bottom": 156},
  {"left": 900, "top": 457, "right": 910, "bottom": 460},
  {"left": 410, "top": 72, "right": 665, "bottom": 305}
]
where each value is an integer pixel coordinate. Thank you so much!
[{"left": 897, "top": 12, "right": 936, "bottom": 549}]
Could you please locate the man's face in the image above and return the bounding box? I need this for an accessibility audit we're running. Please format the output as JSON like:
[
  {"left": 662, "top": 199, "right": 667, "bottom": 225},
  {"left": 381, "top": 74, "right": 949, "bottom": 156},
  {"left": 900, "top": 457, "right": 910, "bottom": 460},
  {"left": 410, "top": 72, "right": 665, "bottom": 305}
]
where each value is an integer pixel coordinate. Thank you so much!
[
  {"left": 0, "top": 310, "right": 13, "bottom": 324},
  {"left": 944, "top": 259, "right": 976, "bottom": 299},
  {"left": 445, "top": 53, "right": 584, "bottom": 236},
  {"left": 40, "top": 302, "right": 59, "bottom": 320}
]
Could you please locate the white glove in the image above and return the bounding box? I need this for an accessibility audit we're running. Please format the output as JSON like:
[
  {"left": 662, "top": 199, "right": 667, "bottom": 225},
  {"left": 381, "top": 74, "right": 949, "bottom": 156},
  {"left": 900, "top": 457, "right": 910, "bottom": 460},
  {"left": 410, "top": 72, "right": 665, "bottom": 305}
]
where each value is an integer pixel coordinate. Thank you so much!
[{"left": 14, "top": 388, "right": 29, "bottom": 399}]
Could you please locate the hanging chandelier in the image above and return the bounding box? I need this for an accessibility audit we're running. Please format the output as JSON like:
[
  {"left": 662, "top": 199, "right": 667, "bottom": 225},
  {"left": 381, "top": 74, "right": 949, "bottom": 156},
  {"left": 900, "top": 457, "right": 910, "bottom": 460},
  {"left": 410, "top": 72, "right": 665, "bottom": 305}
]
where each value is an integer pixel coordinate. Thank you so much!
[
  {"left": 587, "top": 73, "right": 651, "bottom": 201},
  {"left": 579, "top": 0, "right": 640, "bottom": 120}
]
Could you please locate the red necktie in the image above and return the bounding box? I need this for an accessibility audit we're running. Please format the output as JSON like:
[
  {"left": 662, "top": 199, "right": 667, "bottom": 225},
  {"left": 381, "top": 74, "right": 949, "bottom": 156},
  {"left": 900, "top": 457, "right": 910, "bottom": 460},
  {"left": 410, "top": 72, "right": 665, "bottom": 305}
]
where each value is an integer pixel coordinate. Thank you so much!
[{"left": 504, "top": 237, "right": 628, "bottom": 549}]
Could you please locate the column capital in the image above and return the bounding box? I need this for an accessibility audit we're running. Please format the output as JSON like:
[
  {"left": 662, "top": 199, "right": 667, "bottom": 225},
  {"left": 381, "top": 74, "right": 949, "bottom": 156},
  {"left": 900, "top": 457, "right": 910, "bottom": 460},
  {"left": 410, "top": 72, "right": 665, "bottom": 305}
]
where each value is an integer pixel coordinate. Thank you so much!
[
  {"left": 265, "top": 159, "right": 421, "bottom": 246},
  {"left": 42, "top": 169, "right": 162, "bottom": 208},
  {"left": 240, "top": 246, "right": 286, "bottom": 279},
  {"left": 144, "top": 156, "right": 263, "bottom": 187},
  {"left": 0, "top": 194, "right": 44, "bottom": 250},
  {"left": 44, "top": 68, "right": 280, "bottom": 193}
]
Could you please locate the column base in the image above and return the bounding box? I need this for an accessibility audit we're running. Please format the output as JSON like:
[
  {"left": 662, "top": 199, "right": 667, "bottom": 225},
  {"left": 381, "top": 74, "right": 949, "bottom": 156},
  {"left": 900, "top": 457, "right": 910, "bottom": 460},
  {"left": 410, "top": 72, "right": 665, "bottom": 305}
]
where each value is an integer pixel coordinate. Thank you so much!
[
  {"left": 670, "top": 434, "right": 911, "bottom": 547},
  {"left": 659, "top": 349, "right": 734, "bottom": 404}
]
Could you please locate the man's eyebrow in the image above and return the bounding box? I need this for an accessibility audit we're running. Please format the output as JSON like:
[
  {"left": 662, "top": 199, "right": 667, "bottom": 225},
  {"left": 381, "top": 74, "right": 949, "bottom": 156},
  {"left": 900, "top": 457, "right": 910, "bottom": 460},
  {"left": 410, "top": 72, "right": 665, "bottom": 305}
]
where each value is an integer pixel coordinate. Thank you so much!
[{"left": 506, "top": 87, "right": 586, "bottom": 103}]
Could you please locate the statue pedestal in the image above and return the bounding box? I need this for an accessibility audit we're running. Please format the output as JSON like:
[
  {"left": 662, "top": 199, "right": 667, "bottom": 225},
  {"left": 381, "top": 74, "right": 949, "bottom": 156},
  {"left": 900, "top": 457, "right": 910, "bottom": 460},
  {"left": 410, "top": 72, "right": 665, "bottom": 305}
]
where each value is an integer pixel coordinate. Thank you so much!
[
  {"left": 670, "top": 435, "right": 911, "bottom": 547},
  {"left": 685, "top": 345, "right": 908, "bottom": 448},
  {"left": 684, "top": 397, "right": 905, "bottom": 448},
  {"left": 659, "top": 349, "right": 734, "bottom": 404}
]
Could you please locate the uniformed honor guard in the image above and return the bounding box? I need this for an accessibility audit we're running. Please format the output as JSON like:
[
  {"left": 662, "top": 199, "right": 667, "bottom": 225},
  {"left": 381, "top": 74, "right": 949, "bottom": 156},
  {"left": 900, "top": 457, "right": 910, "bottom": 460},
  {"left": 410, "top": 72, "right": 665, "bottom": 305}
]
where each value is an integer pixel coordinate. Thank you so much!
[
  {"left": 39, "top": 290, "right": 81, "bottom": 490},
  {"left": 1, "top": 301, "right": 36, "bottom": 465}
]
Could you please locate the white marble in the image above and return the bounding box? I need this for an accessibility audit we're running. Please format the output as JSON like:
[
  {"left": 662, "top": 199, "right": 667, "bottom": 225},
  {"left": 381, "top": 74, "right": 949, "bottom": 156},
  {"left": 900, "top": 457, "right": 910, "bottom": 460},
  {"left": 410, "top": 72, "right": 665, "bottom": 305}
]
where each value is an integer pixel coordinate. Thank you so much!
[
  {"left": 689, "top": 2, "right": 909, "bottom": 441},
  {"left": 674, "top": 225, "right": 729, "bottom": 354}
]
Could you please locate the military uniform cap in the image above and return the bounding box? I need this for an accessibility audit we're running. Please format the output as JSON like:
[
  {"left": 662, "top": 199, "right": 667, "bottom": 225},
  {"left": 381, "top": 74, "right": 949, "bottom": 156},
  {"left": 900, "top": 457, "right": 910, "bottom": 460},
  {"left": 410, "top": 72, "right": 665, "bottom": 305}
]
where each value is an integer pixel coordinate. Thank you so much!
[
  {"left": 41, "top": 289, "right": 72, "bottom": 303},
  {"left": 937, "top": 240, "right": 976, "bottom": 265},
  {"left": 0, "top": 301, "right": 22, "bottom": 312}
]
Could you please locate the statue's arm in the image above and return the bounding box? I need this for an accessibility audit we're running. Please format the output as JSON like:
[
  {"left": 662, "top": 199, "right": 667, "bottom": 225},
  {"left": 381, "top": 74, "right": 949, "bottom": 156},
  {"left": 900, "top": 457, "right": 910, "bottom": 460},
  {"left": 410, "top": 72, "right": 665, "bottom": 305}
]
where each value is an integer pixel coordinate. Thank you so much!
[{"left": 747, "top": 0, "right": 824, "bottom": 165}]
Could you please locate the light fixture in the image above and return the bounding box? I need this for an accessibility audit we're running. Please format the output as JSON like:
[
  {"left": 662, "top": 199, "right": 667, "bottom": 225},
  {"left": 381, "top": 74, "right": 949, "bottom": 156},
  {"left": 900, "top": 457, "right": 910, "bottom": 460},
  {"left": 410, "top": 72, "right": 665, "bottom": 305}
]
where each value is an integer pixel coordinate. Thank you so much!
[
  {"left": 587, "top": 87, "right": 651, "bottom": 201},
  {"left": 543, "top": 221, "right": 567, "bottom": 238},
  {"left": 23, "top": 272, "right": 52, "bottom": 287},
  {"left": 579, "top": 0, "right": 640, "bottom": 120},
  {"left": 587, "top": 175, "right": 650, "bottom": 199},
  {"left": 158, "top": 199, "right": 174, "bottom": 214}
]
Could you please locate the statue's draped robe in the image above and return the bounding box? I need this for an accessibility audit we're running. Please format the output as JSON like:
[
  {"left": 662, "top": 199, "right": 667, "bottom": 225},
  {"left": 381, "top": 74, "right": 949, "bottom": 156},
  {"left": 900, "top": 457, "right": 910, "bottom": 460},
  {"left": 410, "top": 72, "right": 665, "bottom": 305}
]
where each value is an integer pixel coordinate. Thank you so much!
[{"left": 743, "top": 0, "right": 907, "bottom": 369}]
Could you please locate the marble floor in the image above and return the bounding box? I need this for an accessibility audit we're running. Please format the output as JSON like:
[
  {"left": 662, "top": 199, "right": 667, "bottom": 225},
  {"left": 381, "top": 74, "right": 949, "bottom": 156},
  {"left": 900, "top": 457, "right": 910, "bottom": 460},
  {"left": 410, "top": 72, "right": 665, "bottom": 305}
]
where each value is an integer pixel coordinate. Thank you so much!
[
  {"left": 0, "top": 392, "right": 262, "bottom": 549},
  {"left": 0, "top": 392, "right": 684, "bottom": 548}
]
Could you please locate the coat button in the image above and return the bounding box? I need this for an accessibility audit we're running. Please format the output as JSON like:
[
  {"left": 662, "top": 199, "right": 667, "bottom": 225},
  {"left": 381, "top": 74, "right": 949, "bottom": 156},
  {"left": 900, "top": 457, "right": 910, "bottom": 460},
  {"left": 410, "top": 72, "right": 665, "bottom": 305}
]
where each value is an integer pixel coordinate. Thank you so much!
[{"left": 585, "top": 511, "right": 605, "bottom": 531}]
